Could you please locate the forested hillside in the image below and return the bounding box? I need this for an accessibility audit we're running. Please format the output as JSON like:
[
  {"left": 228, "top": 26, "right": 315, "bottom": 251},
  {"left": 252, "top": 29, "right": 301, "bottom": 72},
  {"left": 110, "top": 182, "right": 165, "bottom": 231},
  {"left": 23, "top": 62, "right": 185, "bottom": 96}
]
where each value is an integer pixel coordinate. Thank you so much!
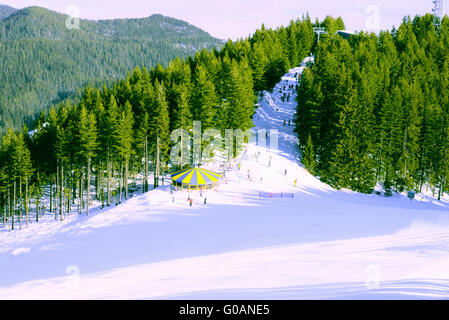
[
  {"left": 0, "top": 6, "right": 223, "bottom": 133},
  {"left": 296, "top": 14, "right": 449, "bottom": 197},
  {"left": 0, "top": 15, "right": 316, "bottom": 229}
]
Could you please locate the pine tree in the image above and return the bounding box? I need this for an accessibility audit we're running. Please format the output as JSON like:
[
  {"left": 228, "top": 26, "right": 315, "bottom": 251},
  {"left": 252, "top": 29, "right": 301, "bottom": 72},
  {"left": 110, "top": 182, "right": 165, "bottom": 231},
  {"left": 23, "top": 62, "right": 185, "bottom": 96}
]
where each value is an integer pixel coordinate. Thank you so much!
[
  {"left": 134, "top": 111, "right": 150, "bottom": 193},
  {"left": 191, "top": 64, "right": 218, "bottom": 130},
  {"left": 77, "top": 105, "right": 98, "bottom": 214},
  {"left": 11, "top": 130, "right": 33, "bottom": 229},
  {"left": 114, "top": 101, "right": 134, "bottom": 202},
  {"left": 249, "top": 42, "right": 269, "bottom": 91},
  {"left": 105, "top": 94, "right": 120, "bottom": 206},
  {"left": 224, "top": 59, "right": 255, "bottom": 131},
  {"left": 149, "top": 81, "right": 170, "bottom": 188},
  {"left": 169, "top": 83, "right": 192, "bottom": 170},
  {"left": 302, "top": 134, "right": 317, "bottom": 174},
  {"left": 1, "top": 130, "right": 15, "bottom": 230}
]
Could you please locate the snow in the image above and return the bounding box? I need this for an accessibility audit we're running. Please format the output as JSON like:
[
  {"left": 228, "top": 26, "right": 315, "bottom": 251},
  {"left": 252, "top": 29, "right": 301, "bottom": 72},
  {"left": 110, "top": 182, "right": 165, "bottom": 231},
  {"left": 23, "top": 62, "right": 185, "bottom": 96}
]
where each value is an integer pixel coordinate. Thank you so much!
[
  {"left": 28, "top": 122, "right": 48, "bottom": 137},
  {"left": 11, "top": 247, "right": 31, "bottom": 256},
  {"left": 1, "top": 57, "right": 449, "bottom": 299}
]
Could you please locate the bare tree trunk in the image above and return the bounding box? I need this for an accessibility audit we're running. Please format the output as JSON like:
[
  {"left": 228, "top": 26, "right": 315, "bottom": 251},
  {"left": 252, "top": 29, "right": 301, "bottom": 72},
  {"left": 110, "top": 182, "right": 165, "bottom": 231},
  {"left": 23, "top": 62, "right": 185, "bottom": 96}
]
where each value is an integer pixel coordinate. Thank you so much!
[
  {"left": 154, "top": 137, "right": 160, "bottom": 188},
  {"left": 144, "top": 137, "right": 148, "bottom": 193},
  {"left": 12, "top": 180, "right": 16, "bottom": 231},
  {"left": 11, "top": 179, "right": 17, "bottom": 230},
  {"left": 132, "top": 158, "right": 136, "bottom": 189},
  {"left": 181, "top": 132, "right": 184, "bottom": 171},
  {"left": 438, "top": 177, "right": 445, "bottom": 201},
  {"left": 60, "top": 164, "right": 64, "bottom": 220},
  {"left": 36, "top": 193, "right": 40, "bottom": 223},
  {"left": 98, "top": 162, "right": 102, "bottom": 203},
  {"left": 25, "top": 178, "right": 29, "bottom": 227},
  {"left": 19, "top": 177, "right": 22, "bottom": 230},
  {"left": 72, "top": 164, "right": 76, "bottom": 205},
  {"left": 67, "top": 171, "right": 71, "bottom": 216},
  {"left": 67, "top": 186, "right": 70, "bottom": 216},
  {"left": 81, "top": 173, "right": 85, "bottom": 210},
  {"left": 119, "top": 162, "right": 123, "bottom": 204},
  {"left": 9, "top": 187, "right": 12, "bottom": 231},
  {"left": 28, "top": 187, "right": 31, "bottom": 224},
  {"left": 95, "top": 164, "right": 99, "bottom": 201},
  {"left": 107, "top": 157, "right": 111, "bottom": 206},
  {"left": 55, "top": 160, "right": 59, "bottom": 220},
  {"left": 78, "top": 174, "right": 82, "bottom": 214},
  {"left": 125, "top": 160, "right": 129, "bottom": 200},
  {"left": 3, "top": 192, "right": 6, "bottom": 227},
  {"left": 50, "top": 181, "right": 53, "bottom": 213},
  {"left": 443, "top": 178, "right": 446, "bottom": 196},
  {"left": 87, "top": 157, "right": 91, "bottom": 215},
  {"left": 402, "top": 128, "right": 408, "bottom": 184}
]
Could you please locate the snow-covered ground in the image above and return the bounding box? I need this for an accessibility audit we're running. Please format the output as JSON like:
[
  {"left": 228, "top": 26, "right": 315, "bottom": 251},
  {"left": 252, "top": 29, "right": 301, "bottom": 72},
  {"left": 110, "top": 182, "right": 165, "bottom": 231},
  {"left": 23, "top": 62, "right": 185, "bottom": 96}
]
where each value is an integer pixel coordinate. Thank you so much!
[{"left": 1, "top": 57, "right": 449, "bottom": 299}]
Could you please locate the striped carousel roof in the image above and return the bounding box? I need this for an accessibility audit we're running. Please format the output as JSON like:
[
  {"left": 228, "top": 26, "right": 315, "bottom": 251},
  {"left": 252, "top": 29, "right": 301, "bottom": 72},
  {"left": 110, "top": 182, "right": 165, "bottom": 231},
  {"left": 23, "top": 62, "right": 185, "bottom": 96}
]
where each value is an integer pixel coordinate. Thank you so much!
[{"left": 171, "top": 168, "right": 221, "bottom": 186}]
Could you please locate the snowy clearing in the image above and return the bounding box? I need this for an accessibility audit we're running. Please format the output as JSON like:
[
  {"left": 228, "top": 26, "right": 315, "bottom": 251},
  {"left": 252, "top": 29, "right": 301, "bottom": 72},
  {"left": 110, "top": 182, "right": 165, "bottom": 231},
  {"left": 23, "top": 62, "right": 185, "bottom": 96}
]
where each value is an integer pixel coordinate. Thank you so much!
[{"left": 1, "top": 57, "right": 449, "bottom": 299}]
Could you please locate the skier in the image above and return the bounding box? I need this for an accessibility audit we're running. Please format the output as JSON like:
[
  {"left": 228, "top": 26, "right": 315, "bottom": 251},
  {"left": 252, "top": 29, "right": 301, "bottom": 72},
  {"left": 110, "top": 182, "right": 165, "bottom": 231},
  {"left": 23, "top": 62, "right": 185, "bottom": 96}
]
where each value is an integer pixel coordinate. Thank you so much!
[
  {"left": 288, "top": 119, "right": 291, "bottom": 126},
  {"left": 283, "top": 120, "right": 286, "bottom": 126},
  {"left": 294, "top": 179, "right": 297, "bottom": 187},
  {"left": 204, "top": 197, "right": 207, "bottom": 204},
  {"left": 189, "top": 198, "right": 193, "bottom": 207},
  {"left": 285, "top": 169, "right": 287, "bottom": 176}
]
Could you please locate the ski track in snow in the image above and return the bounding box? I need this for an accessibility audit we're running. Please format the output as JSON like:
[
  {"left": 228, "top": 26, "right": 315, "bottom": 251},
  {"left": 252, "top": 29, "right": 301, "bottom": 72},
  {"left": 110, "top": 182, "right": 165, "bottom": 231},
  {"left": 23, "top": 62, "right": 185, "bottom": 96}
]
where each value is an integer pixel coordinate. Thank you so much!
[{"left": 1, "top": 58, "right": 449, "bottom": 299}]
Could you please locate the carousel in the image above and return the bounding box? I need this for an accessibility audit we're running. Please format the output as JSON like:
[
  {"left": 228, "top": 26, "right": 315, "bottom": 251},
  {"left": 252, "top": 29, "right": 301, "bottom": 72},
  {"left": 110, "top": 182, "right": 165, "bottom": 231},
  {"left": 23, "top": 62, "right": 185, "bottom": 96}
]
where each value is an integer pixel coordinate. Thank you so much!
[{"left": 171, "top": 168, "right": 222, "bottom": 190}]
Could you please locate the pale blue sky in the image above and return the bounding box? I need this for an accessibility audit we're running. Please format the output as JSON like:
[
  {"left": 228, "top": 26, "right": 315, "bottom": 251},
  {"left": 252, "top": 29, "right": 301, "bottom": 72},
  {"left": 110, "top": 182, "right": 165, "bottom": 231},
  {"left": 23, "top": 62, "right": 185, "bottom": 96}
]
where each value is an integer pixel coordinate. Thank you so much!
[{"left": 2, "top": 0, "right": 443, "bottom": 39}]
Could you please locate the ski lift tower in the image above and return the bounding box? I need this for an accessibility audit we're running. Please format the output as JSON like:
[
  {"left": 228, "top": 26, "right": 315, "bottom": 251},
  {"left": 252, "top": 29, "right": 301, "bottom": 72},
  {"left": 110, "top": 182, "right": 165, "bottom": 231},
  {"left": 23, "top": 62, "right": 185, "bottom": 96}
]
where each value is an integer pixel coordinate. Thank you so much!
[
  {"left": 313, "top": 27, "right": 327, "bottom": 43},
  {"left": 433, "top": 0, "right": 444, "bottom": 27}
]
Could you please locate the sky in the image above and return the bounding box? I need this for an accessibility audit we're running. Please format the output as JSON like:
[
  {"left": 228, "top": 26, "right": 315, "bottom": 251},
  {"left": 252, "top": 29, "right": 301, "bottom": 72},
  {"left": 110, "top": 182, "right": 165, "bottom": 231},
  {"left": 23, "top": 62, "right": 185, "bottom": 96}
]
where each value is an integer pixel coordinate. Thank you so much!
[{"left": 1, "top": 0, "right": 444, "bottom": 40}]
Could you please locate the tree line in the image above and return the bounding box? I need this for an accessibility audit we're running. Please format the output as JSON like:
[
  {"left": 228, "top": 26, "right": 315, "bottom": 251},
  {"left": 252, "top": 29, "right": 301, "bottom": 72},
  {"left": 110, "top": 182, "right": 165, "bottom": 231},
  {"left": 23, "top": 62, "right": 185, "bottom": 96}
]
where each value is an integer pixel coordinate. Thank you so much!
[
  {"left": 296, "top": 14, "right": 449, "bottom": 198},
  {"left": 0, "top": 15, "right": 316, "bottom": 230}
]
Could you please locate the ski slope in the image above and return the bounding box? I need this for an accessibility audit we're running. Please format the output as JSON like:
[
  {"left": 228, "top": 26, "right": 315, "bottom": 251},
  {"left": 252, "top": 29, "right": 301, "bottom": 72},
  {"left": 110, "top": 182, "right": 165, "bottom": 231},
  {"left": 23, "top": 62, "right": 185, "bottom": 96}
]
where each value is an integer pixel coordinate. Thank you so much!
[{"left": 1, "top": 57, "right": 449, "bottom": 299}]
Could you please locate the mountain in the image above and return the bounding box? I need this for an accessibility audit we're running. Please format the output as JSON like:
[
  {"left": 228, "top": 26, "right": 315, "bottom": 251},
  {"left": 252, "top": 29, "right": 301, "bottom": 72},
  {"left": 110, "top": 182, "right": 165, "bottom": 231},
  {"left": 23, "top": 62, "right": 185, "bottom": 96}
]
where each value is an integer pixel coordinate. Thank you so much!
[
  {"left": 0, "top": 6, "right": 223, "bottom": 132},
  {"left": 0, "top": 4, "right": 17, "bottom": 20},
  {"left": 1, "top": 6, "right": 218, "bottom": 44}
]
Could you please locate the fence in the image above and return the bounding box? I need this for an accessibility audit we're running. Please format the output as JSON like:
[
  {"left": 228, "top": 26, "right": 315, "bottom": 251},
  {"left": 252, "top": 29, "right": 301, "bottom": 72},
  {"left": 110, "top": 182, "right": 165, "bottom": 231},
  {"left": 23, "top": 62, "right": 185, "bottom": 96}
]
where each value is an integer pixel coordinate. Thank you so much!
[{"left": 258, "top": 192, "right": 294, "bottom": 199}]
